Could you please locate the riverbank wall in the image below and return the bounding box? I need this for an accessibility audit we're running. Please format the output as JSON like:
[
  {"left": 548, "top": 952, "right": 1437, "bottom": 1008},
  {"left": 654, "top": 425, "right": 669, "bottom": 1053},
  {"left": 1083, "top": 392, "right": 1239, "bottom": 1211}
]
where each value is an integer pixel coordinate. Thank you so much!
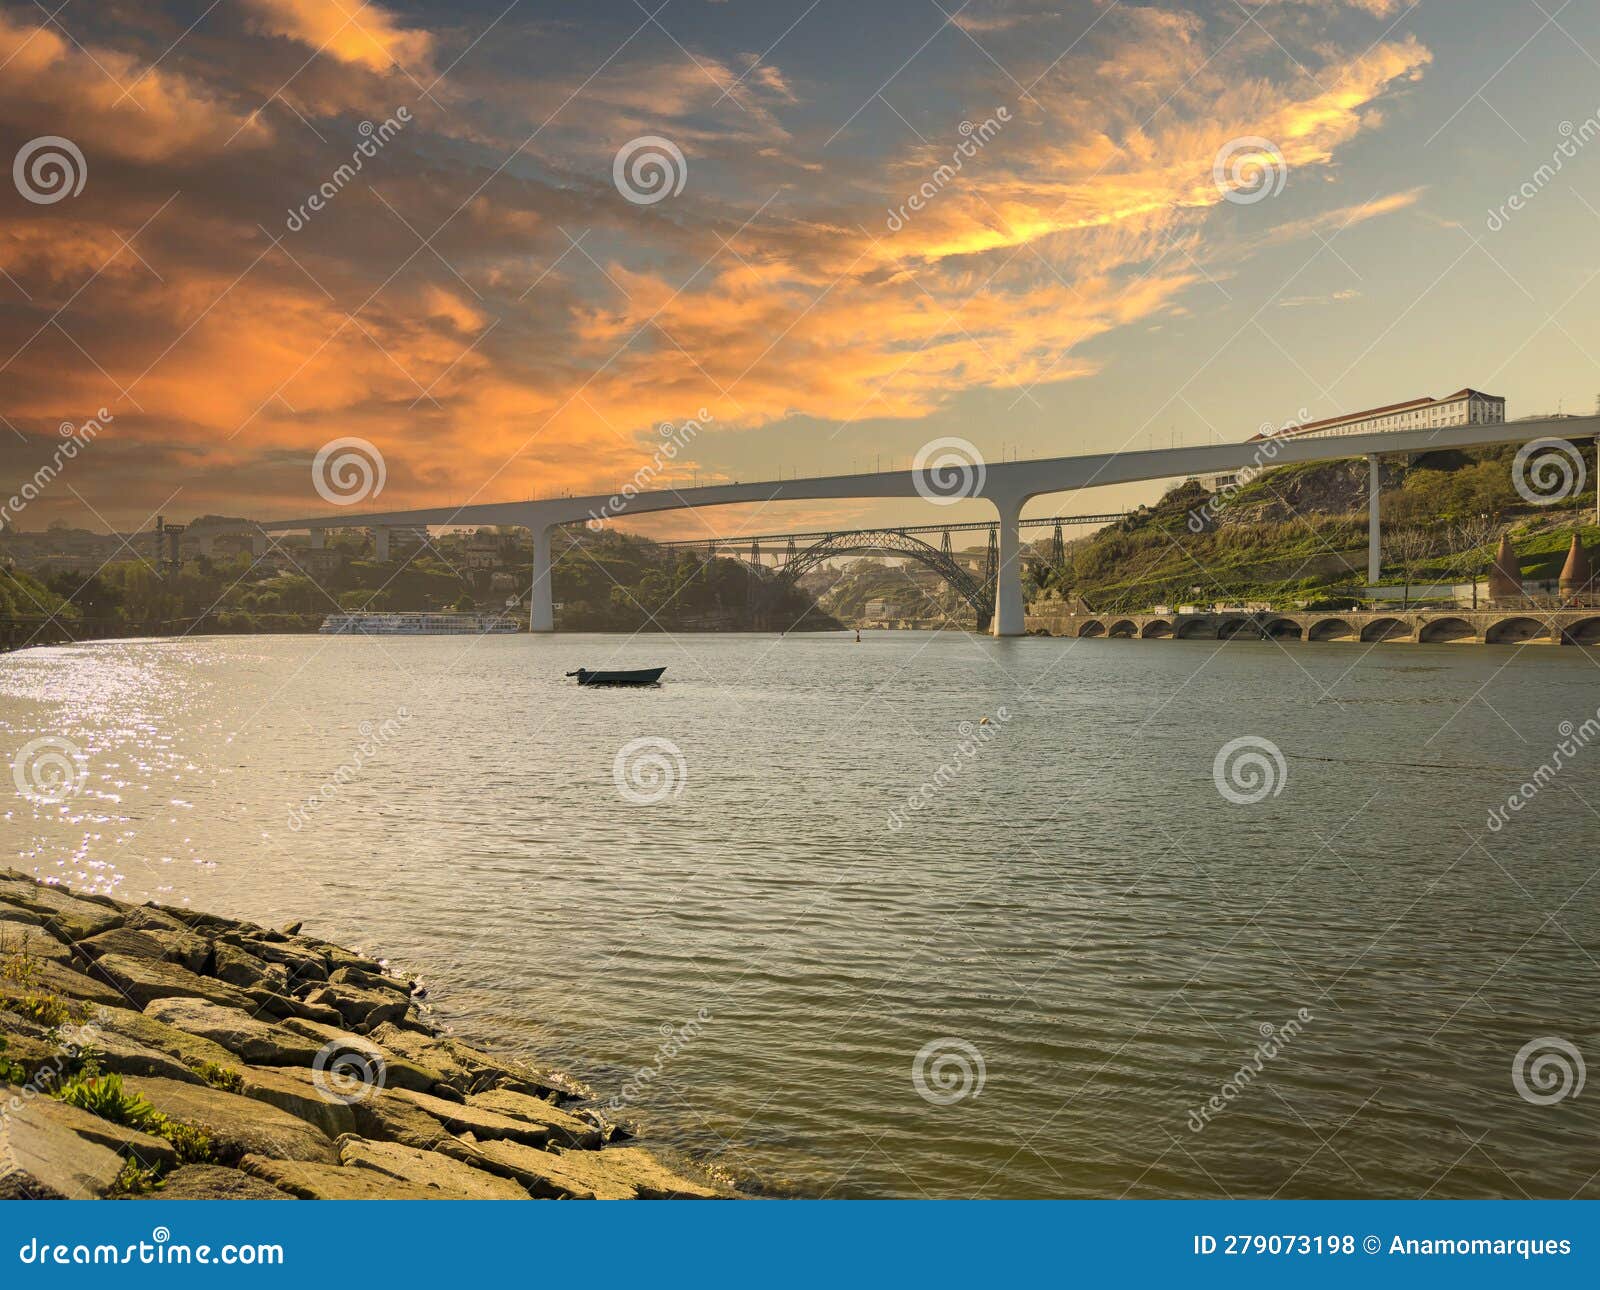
[
  {"left": 1025, "top": 604, "right": 1600, "bottom": 646},
  {"left": 0, "top": 869, "right": 731, "bottom": 1199}
]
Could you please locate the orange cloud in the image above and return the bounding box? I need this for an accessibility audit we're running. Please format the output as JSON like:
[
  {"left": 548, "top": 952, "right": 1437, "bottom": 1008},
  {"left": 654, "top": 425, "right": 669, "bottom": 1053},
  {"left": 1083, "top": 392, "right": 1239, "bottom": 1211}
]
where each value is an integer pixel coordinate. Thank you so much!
[
  {"left": 0, "top": 3, "right": 1437, "bottom": 528},
  {"left": 242, "top": 0, "right": 433, "bottom": 73},
  {"left": 0, "top": 13, "right": 270, "bottom": 160}
]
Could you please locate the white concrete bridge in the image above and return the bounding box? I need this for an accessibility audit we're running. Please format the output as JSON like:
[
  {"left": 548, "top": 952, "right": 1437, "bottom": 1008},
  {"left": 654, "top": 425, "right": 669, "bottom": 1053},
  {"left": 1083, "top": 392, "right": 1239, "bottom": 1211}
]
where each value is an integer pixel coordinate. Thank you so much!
[{"left": 254, "top": 416, "right": 1599, "bottom": 636}]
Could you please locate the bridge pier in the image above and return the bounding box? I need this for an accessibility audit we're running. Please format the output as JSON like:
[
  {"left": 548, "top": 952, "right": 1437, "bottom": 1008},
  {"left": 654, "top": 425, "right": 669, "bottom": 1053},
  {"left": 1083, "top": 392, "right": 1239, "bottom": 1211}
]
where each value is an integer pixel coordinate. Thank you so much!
[
  {"left": 529, "top": 524, "right": 555, "bottom": 632},
  {"left": 1367, "top": 454, "right": 1381, "bottom": 585},
  {"left": 992, "top": 494, "right": 1025, "bottom": 637}
]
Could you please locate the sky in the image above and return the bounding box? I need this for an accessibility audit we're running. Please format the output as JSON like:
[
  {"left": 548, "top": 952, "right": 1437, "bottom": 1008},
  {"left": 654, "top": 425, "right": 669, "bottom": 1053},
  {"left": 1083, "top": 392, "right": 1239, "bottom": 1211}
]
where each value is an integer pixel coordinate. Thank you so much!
[{"left": 3, "top": 0, "right": 1600, "bottom": 539}]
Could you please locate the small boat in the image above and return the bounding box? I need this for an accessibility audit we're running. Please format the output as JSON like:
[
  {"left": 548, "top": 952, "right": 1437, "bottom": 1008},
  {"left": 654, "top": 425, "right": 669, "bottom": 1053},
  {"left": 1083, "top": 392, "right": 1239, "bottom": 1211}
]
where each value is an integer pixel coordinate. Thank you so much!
[{"left": 566, "top": 666, "right": 666, "bottom": 687}]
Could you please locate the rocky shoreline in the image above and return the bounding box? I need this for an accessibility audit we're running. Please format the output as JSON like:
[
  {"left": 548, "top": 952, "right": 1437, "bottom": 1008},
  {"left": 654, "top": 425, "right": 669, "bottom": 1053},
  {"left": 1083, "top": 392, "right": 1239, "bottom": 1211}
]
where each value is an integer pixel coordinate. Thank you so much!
[{"left": 0, "top": 869, "right": 732, "bottom": 1199}]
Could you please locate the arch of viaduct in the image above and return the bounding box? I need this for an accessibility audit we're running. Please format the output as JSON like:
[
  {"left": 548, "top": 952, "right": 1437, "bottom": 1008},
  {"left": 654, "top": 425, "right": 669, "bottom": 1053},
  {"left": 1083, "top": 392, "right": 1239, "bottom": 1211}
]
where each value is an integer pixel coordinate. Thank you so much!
[
  {"left": 1038, "top": 609, "right": 1600, "bottom": 647},
  {"left": 253, "top": 415, "right": 1600, "bottom": 636}
]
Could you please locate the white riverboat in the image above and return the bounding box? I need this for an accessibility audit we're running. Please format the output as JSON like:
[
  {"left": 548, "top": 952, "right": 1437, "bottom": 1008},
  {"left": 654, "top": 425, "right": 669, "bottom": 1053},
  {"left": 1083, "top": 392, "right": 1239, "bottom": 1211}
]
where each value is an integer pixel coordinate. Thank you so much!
[{"left": 318, "top": 612, "right": 521, "bottom": 635}]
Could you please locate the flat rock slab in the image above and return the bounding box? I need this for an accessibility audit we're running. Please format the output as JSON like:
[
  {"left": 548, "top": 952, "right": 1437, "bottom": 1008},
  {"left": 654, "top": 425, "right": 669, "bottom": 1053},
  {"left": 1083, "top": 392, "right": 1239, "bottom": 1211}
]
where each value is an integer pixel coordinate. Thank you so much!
[
  {"left": 213, "top": 942, "right": 289, "bottom": 993},
  {"left": 29, "top": 1095, "right": 180, "bottom": 1172},
  {"left": 88, "top": 954, "right": 255, "bottom": 1010},
  {"left": 123, "top": 1076, "right": 338, "bottom": 1165},
  {"left": 469, "top": 1139, "right": 718, "bottom": 1200},
  {"left": 335, "top": 1135, "right": 529, "bottom": 1199},
  {"left": 303, "top": 982, "right": 409, "bottom": 1029},
  {"left": 142, "top": 998, "right": 322, "bottom": 1066},
  {"left": 92, "top": 1006, "right": 241, "bottom": 1076},
  {"left": 70, "top": 1029, "right": 201, "bottom": 1086},
  {"left": 349, "top": 1088, "right": 470, "bottom": 1156},
  {"left": 240, "top": 1154, "right": 473, "bottom": 1200},
  {"left": 245, "top": 987, "right": 342, "bottom": 1028},
  {"left": 0, "top": 958, "right": 128, "bottom": 1010},
  {"left": 278, "top": 1018, "right": 440, "bottom": 1092},
  {"left": 216, "top": 934, "right": 327, "bottom": 985},
  {"left": 466, "top": 1087, "right": 601, "bottom": 1147},
  {"left": 543, "top": 1145, "right": 722, "bottom": 1200},
  {"left": 0, "top": 910, "right": 75, "bottom": 963},
  {"left": 328, "top": 965, "right": 411, "bottom": 997},
  {"left": 394, "top": 1086, "right": 595, "bottom": 1148},
  {"left": 74, "top": 925, "right": 210, "bottom": 975},
  {"left": 236, "top": 1065, "right": 356, "bottom": 1140},
  {"left": 138, "top": 1164, "right": 291, "bottom": 1200},
  {"left": 367, "top": 1023, "right": 585, "bottom": 1099},
  {"left": 0, "top": 873, "right": 124, "bottom": 940},
  {"left": 0, "top": 1082, "right": 126, "bottom": 1198}
]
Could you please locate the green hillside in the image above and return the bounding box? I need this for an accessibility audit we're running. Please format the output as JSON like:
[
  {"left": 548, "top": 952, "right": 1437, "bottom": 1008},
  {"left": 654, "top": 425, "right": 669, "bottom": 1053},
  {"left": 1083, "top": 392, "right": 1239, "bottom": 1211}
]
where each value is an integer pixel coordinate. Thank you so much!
[{"left": 1030, "top": 439, "right": 1599, "bottom": 613}]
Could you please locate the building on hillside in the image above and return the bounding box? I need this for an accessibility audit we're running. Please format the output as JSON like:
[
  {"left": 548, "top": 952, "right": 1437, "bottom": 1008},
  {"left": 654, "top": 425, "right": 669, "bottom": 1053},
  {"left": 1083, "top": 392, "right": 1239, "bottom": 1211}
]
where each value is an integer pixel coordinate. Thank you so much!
[
  {"left": 294, "top": 547, "right": 343, "bottom": 577},
  {"left": 1251, "top": 389, "right": 1506, "bottom": 442},
  {"left": 862, "top": 599, "right": 888, "bottom": 618}
]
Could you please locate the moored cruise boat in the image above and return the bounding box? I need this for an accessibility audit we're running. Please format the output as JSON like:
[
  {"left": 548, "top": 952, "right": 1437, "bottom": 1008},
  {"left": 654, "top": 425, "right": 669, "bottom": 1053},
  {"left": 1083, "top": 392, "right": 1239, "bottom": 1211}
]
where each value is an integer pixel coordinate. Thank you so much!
[{"left": 319, "top": 611, "right": 521, "bottom": 635}]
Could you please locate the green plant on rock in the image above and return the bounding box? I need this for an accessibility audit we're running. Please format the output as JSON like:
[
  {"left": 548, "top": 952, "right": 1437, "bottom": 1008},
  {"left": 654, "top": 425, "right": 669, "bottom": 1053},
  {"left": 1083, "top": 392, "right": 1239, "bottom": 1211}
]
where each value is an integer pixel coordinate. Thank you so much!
[
  {"left": 56, "top": 1068, "right": 161, "bottom": 1130},
  {"left": 0, "top": 930, "right": 44, "bottom": 988},
  {"left": 11, "top": 992, "right": 93, "bottom": 1034},
  {"left": 191, "top": 1060, "right": 243, "bottom": 1093},
  {"left": 109, "top": 1158, "right": 165, "bottom": 1197},
  {"left": 0, "top": 1036, "right": 27, "bottom": 1084},
  {"left": 53, "top": 1067, "right": 217, "bottom": 1164},
  {"left": 159, "top": 1118, "right": 215, "bottom": 1164}
]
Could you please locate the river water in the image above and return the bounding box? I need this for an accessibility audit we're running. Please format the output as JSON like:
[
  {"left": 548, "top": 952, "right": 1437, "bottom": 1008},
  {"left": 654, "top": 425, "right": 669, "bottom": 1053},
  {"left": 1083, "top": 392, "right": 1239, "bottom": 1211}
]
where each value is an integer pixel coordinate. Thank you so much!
[{"left": 3, "top": 631, "right": 1596, "bottom": 1198}]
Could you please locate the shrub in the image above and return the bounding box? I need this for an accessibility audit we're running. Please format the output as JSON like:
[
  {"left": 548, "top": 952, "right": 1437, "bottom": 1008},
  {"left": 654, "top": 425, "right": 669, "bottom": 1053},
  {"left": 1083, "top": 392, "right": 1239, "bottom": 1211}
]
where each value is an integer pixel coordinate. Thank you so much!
[
  {"left": 192, "top": 1060, "right": 244, "bottom": 1093},
  {"left": 110, "top": 1158, "right": 165, "bottom": 1196},
  {"left": 11, "top": 993, "right": 92, "bottom": 1033}
]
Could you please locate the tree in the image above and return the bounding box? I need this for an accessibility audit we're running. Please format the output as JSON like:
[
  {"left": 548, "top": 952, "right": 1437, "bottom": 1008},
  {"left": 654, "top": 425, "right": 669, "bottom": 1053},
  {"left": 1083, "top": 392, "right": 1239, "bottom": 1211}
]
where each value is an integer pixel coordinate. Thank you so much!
[{"left": 1389, "top": 528, "right": 1436, "bottom": 607}]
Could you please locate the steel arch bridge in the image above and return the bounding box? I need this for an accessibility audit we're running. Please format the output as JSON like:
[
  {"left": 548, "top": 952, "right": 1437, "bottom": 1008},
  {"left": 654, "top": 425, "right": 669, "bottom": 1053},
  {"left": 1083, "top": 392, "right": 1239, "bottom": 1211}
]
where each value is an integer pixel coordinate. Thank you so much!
[
  {"left": 660, "top": 513, "right": 1126, "bottom": 628},
  {"left": 777, "top": 528, "right": 993, "bottom": 626}
]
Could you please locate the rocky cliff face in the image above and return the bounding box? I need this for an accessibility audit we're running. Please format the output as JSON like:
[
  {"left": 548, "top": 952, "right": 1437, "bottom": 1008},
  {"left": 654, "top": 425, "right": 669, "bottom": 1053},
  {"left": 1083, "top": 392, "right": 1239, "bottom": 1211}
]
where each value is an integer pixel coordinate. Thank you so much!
[{"left": 1214, "top": 458, "right": 1403, "bottom": 527}]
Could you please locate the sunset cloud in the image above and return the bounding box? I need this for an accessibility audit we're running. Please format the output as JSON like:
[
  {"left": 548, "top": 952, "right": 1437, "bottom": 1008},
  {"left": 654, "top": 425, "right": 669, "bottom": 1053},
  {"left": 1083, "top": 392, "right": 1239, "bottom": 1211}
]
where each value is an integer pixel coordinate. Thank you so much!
[
  {"left": 0, "top": 1, "right": 1437, "bottom": 529},
  {"left": 242, "top": 0, "right": 434, "bottom": 73}
]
